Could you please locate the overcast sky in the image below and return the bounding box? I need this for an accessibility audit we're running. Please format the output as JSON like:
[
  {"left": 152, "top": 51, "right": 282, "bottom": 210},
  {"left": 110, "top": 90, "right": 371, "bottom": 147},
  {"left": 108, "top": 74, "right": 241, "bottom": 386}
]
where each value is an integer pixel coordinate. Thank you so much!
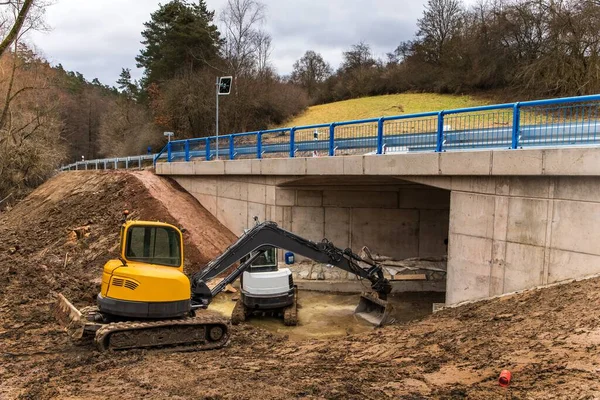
[{"left": 29, "top": 0, "right": 475, "bottom": 86}]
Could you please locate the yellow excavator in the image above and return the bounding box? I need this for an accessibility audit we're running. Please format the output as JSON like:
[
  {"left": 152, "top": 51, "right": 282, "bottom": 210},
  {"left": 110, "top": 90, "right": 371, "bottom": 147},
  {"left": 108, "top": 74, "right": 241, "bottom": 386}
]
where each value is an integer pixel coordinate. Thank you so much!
[{"left": 55, "top": 215, "right": 393, "bottom": 352}]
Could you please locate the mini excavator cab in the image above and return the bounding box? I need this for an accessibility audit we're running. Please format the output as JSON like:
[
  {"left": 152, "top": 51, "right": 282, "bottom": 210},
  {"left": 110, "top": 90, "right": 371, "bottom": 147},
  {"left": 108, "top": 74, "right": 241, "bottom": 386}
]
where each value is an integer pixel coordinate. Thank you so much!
[
  {"left": 245, "top": 247, "right": 278, "bottom": 272},
  {"left": 97, "top": 216, "right": 193, "bottom": 319},
  {"left": 122, "top": 223, "right": 182, "bottom": 268}
]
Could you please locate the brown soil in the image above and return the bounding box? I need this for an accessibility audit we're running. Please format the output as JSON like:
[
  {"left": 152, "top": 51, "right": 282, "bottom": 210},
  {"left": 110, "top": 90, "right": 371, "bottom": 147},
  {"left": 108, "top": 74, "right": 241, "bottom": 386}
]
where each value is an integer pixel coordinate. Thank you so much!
[
  {"left": 130, "top": 170, "right": 237, "bottom": 271},
  {"left": 1, "top": 171, "right": 600, "bottom": 399}
]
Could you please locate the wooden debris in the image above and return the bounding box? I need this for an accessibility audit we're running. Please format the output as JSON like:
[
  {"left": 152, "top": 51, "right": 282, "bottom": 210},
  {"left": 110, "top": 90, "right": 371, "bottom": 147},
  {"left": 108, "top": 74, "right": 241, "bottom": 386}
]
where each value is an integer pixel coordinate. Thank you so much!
[{"left": 392, "top": 274, "right": 427, "bottom": 281}]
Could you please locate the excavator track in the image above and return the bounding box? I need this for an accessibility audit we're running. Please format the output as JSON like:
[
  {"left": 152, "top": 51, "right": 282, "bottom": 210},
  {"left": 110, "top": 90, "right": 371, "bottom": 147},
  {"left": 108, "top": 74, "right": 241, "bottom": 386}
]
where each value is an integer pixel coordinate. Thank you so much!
[
  {"left": 94, "top": 313, "right": 230, "bottom": 352},
  {"left": 231, "top": 298, "right": 247, "bottom": 325},
  {"left": 283, "top": 287, "right": 298, "bottom": 326}
]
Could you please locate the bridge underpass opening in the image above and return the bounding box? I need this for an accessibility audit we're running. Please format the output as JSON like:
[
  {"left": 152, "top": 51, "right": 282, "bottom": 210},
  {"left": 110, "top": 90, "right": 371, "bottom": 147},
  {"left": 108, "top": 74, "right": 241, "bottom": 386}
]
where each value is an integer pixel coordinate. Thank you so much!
[{"left": 274, "top": 176, "right": 450, "bottom": 305}]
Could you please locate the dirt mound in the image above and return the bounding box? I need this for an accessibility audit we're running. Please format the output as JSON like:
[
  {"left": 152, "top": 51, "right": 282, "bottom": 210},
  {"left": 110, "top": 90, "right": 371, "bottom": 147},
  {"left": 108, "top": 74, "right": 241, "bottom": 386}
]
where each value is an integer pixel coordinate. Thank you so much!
[
  {"left": 1, "top": 171, "right": 600, "bottom": 399},
  {"left": 0, "top": 171, "right": 235, "bottom": 305},
  {"left": 0, "top": 171, "right": 237, "bottom": 398}
]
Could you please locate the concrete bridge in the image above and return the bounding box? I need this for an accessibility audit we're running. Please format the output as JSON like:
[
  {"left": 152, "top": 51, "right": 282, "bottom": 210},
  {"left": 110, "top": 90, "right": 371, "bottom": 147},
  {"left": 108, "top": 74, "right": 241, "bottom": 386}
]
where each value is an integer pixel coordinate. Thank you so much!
[{"left": 157, "top": 146, "right": 600, "bottom": 305}]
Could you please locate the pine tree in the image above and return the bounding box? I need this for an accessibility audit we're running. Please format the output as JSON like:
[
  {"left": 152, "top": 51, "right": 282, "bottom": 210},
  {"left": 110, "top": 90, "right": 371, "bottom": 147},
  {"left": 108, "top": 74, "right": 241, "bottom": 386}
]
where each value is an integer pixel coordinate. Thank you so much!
[
  {"left": 116, "top": 68, "right": 139, "bottom": 99},
  {"left": 135, "top": 0, "right": 221, "bottom": 86}
]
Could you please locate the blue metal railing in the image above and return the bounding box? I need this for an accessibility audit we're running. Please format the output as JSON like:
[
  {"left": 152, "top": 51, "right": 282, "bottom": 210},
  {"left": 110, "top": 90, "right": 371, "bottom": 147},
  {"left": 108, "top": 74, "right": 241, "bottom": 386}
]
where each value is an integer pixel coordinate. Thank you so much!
[
  {"left": 155, "top": 94, "right": 600, "bottom": 165},
  {"left": 59, "top": 94, "right": 600, "bottom": 171}
]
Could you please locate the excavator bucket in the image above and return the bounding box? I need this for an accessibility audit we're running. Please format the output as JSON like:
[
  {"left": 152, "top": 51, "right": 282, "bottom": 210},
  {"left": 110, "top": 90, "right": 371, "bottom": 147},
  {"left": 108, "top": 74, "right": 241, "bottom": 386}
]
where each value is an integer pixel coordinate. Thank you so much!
[
  {"left": 53, "top": 293, "right": 85, "bottom": 339},
  {"left": 355, "top": 292, "right": 394, "bottom": 327}
]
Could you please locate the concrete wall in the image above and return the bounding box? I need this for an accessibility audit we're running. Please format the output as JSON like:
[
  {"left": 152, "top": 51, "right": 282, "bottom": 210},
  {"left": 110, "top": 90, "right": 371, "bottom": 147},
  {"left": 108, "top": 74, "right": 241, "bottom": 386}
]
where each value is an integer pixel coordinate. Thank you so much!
[
  {"left": 425, "top": 176, "right": 600, "bottom": 304},
  {"left": 172, "top": 175, "right": 450, "bottom": 260}
]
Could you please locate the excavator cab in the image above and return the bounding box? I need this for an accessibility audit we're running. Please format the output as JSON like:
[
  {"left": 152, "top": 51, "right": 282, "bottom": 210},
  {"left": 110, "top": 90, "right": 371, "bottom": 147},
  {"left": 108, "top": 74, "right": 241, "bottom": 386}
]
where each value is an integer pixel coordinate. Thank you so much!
[
  {"left": 246, "top": 247, "right": 278, "bottom": 272},
  {"left": 96, "top": 220, "right": 192, "bottom": 319},
  {"left": 122, "top": 223, "right": 182, "bottom": 268}
]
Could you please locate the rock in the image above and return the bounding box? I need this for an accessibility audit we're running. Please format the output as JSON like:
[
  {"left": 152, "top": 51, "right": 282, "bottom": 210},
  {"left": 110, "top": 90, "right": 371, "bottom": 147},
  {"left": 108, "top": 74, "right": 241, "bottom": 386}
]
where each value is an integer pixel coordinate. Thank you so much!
[
  {"left": 66, "top": 231, "right": 78, "bottom": 244},
  {"left": 298, "top": 270, "right": 310, "bottom": 279},
  {"left": 67, "top": 226, "right": 91, "bottom": 245},
  {"left": 493, "top": 313, "right": 514, "bottom": 321}
]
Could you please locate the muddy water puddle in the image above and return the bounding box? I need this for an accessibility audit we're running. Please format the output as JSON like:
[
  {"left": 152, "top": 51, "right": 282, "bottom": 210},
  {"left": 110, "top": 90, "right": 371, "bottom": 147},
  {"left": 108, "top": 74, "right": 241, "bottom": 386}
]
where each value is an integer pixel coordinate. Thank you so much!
[{"left": 208, "top": 290, "right": 445, "bottom": 341}]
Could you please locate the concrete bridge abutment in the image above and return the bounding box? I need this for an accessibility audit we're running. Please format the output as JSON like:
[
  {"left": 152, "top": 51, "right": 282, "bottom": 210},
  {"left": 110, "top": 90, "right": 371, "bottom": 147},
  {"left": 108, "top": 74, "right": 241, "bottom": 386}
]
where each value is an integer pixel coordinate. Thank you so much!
[{"left": 408, "top": 175, "right": 600, "bottom": 304}]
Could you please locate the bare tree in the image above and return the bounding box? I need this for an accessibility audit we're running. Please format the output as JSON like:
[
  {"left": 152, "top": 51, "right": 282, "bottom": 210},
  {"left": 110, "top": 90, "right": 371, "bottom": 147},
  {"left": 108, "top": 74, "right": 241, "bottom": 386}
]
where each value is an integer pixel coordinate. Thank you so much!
[
  {"left": 341, "top": 42, "right": 377, "bottom": 71},
  {"left": 0, "top": 0, "right": 34, "bottom": 57},
  {"left": 220, "top": 0, "right": 266, "bottom": 77},
  {"left": 0, "top": 47, "right": 65, "bottom": 200},
  {"left": 291, "top": 50, "right": 332, "bottom": 98},
  {"left": 417, "top": 0, "right": 464, "bottom": 62},
  {"left": 0, "top": 0, "right": 63, "bottom": 201},
  {"left": 253, "top": 29, "right": 272, "bottom": 76},
  {"left": 0, "top": 0, "right": 49, "bottom": 138},
  {"left": 98, "top": 97, "right": 159, "bottom": 157}
]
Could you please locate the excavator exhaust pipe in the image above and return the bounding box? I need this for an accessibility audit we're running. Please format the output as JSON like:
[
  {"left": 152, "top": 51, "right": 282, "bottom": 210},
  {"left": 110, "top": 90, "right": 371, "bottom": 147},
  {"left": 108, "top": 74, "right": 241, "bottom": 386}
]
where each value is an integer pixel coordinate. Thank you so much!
[
  {"left": 355, "top": 292, "right": 394, "bottom": 327},
  {"left": 53, "top": 293, "right": 85, "bottom": 339}
]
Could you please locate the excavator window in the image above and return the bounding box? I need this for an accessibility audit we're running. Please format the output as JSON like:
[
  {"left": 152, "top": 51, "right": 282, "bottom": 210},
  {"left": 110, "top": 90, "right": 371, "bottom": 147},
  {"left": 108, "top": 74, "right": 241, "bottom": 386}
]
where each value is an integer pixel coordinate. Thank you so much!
[
  {"left": 125, "top": 226, "right": 181, "bottom": 267},
  {"left": 247, "top": 247, "right": 278, "bottom": 272}
]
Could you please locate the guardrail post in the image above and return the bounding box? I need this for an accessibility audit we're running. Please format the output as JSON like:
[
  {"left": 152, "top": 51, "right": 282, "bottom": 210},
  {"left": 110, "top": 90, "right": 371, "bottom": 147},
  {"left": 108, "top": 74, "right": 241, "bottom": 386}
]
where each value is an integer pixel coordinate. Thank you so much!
[
  {"left": 114, "top": 159, "right": 118, "bottom": 169},
  {"left": 184, "top": 140, "right": 190, "bottom": 161},
  {"left": 329, "top": 123, "right": 336, "bottom": 156},
  {"left": 167, "top": 142, "right": 172, "bottom": 162},
  {"left": 125, "top": 158, "right": 129, "bottom": 169},
  {"left": 257, "top": 131, "right": 263, "bottom": 159},
  {"left": 436, "top": 111, "right": 445, "bottom": 152},
  {"left": 205, "top": 138, "right": 211, "bottom": 161},
  {"left": 138, "top": 156, "right": 142, "bottom": 170},
  {"left": 229, "top": 135, "right": 235, "bottom": 160},
  {"left": 289, "top": 128, "right": 296, "bottom": 158},
  {"left": 377, "top": 118, "right": 384, "bottom": 154},
  {"left": 512, "top": 102, "right": 521, "bottom": 149}
]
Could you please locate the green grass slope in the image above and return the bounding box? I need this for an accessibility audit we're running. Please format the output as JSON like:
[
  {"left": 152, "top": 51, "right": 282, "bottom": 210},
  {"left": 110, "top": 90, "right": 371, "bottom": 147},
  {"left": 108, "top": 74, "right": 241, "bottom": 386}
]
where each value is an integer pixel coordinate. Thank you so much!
[{"left": 280, "top": 93, "right": 489, "bottom": 128}]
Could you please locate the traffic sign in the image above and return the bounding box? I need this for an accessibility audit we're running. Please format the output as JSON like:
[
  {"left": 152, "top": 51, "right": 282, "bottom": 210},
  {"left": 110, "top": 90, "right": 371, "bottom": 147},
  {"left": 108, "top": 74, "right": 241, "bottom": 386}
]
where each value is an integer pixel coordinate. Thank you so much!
[{"left": 218, "top": 76, "right": 232, "bottom": 95}]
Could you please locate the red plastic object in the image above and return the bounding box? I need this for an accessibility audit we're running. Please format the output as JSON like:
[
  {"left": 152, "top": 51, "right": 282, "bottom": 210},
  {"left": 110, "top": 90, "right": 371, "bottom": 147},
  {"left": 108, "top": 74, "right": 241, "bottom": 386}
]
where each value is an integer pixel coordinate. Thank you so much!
[{"left": 499, "top": 370, "right": 512, "bottom": 387}]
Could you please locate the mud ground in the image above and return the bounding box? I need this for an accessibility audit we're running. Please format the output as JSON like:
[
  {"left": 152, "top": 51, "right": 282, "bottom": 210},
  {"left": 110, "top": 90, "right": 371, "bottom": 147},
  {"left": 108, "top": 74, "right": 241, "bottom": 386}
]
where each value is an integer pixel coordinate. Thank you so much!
[
  {"left": 1, "top": 172, "right": 600, "bottom": 399},
  {"left": 210, "top": 291, "right": 445, "bottom": 341}
]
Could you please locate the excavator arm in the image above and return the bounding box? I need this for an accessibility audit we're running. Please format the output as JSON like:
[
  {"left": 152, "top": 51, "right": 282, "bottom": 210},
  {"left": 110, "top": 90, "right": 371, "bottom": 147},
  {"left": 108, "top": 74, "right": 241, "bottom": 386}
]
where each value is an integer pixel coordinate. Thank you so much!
[{"left": 190, "top": 221, "right": 392, "bottom": 308}]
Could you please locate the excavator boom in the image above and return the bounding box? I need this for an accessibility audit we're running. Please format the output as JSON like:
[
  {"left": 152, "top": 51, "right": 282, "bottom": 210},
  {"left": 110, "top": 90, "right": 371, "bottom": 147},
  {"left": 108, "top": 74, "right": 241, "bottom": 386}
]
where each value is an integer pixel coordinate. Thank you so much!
[{"left": 191, "top": 221, "right": 393, "bottom": 325}]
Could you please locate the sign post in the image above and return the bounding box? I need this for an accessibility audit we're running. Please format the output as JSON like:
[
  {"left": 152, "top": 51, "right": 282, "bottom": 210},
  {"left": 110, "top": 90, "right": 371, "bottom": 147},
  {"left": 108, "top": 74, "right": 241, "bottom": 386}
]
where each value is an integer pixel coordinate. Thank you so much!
[
  {"left": 164, "top": 131, "right": 174, "bottom": 142},
  {"left": 216, "top": 76, "right": 232, "bottom": 160}
]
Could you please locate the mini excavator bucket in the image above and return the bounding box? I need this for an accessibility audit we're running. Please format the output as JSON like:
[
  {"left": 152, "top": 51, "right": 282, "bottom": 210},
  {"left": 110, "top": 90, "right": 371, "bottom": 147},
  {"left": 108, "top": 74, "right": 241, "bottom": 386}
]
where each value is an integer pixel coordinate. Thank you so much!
[
  {"left": 355, "top": 292, "right": 394, "bottom": 327},
  {"left": 53, "top": 293, "right": 86, "bottom": 339}
]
